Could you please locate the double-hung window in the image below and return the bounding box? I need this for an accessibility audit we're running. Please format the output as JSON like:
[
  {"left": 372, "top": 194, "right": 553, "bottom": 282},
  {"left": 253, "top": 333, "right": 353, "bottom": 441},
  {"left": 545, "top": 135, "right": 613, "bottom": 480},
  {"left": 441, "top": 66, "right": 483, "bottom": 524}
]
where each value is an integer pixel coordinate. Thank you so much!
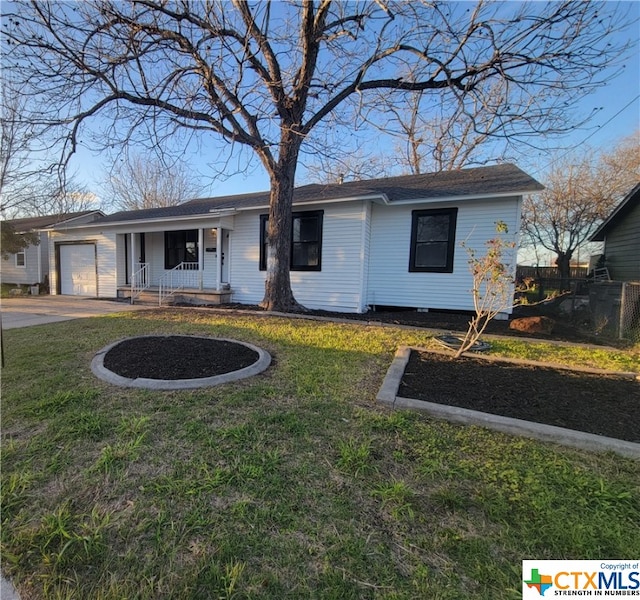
[
  {"left": 260, "top": 210, "right": 323, "bottom": 271},
  {"left": 165, "top": 230, "right": 198, "bottom": 270},
  {"left": 15, "top": 251, "right": 26, "bottom": 268},
  {"left": 409, "top": 208, "right": 457, "bottom": 273}
]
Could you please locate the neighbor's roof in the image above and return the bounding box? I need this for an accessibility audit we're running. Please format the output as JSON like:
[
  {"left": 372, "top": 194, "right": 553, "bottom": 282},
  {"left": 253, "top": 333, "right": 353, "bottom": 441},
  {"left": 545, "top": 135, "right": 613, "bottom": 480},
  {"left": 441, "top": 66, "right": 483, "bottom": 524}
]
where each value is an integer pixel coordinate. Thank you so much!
[
  {"left": 83, "top": 163, "right": 544, "bottom": 226},
  {"left": 590, "top": 182, "right": 640, "bottom": 242},
  {"left": 2, "top": 211, "right": 104, "bottom": 233}
]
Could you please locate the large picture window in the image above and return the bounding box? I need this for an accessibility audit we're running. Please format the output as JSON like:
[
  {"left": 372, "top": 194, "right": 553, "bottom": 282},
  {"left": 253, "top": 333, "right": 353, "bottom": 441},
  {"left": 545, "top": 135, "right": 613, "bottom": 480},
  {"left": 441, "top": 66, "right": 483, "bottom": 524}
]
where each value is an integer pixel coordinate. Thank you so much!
[
  {"left": 409, "top": 208, "right": 457, "bottom": 273},
  {"left": 165, "top": 230, "right": 198, "bottom": 269},
  {"left": 260, "top": 210, "right": 323, "bottom": 271}
]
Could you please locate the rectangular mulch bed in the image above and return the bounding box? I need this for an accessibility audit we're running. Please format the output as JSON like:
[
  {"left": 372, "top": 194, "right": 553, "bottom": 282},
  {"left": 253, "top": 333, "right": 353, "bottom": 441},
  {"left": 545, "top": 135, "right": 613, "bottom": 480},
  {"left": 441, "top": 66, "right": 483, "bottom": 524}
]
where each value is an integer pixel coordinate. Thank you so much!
[{"left": 398, "top": 350, "right": 640, "bottom": 443}]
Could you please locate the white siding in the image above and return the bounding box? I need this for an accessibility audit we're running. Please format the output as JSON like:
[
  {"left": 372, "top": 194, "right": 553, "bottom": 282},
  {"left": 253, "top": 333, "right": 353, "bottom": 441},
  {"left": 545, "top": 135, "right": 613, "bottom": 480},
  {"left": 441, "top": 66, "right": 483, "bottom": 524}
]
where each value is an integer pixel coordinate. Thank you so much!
[
  {"left": 202, "top": 229, "right": 221, "bottom": 288},
  {"left": 49, "top": 230, "right": 117, "bottom": 297},
  {"left": 116, "top": 234, "right": 128, "bottom": 287},
  {"left": 1, "top": 243, "right": 39, "bottom": 285},
  {"left": 230, "top": 202, "right": 369, "bottom": 312},
  {"left": 228, "top": 212, "right": 263, "bottom": 304},
  {"left": 367, "top": 197, "right": 521, "bottom": 313}
]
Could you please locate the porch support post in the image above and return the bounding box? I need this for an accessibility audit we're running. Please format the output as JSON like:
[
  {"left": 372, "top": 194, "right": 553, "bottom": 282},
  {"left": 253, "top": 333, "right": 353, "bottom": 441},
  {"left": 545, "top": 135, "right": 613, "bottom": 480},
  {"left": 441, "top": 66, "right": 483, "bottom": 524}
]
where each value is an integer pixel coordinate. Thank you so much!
[
  {"left": 130, "top": 232, "right": 137, "bottom": 281},
  {"left": 216, "top": 226, "right": 223, "bottom": 292},
  {"left": 130, "top": 232, "right": 136, "bottom": 303},
  {"left": 37, "top": 232, "right": 43, "bottom": 284},
  {"left": 198, "top": 228, "right": 204, "bottom": 290}
]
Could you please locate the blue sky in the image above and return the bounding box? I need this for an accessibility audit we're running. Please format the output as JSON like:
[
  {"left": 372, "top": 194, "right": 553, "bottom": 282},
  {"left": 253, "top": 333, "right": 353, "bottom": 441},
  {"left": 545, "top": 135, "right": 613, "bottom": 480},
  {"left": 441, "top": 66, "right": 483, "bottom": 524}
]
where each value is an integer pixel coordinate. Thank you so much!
[{"left": 63, "top": 1, "right": 639, "bottom": 202}]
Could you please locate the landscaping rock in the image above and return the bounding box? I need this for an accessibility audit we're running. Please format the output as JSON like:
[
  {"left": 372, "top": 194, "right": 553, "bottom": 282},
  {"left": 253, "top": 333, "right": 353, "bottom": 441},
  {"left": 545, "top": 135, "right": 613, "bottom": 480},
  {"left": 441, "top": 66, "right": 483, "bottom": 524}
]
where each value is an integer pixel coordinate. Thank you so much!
[{"left": 508, "top": 316, "right": 555, "bottom": 335}]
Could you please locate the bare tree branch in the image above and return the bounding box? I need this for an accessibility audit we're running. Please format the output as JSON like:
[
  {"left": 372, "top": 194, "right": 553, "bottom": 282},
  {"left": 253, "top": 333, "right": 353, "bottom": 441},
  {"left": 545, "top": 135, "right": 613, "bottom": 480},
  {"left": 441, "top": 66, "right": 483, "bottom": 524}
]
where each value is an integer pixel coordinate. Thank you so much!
[
  {"left": 522, "top": 134, "right": 640, "bottom": 287},
  {"left": 2, "top": 0, "right": 633, "bottom": 309}
]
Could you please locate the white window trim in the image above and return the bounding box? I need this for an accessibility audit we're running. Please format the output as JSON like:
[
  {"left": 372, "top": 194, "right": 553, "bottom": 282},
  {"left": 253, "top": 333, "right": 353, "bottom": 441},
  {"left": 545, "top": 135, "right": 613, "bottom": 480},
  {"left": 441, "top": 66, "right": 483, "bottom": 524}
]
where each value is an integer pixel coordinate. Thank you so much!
[{"left": 15, "top": 251, "right": 26, "bottom": 268}]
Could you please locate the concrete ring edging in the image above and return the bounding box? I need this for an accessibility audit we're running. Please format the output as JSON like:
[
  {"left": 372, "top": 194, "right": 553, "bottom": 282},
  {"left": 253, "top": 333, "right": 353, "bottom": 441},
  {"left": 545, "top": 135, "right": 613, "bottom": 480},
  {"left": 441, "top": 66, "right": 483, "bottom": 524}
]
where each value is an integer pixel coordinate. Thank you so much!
[
  {"left": 377, "top": 346, "right": 640, "bottom": 459},
  {"left": 92, "top": 335, "right": 271, "bottom": 390}
]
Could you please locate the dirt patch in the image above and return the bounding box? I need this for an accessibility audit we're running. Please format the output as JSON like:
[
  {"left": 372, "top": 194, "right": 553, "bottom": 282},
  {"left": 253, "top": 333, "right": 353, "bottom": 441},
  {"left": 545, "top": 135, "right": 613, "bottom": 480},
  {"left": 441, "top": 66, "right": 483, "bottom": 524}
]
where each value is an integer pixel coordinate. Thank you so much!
[
  {"left": 398, "top": 349, "right": 639, "bottom": 443},
  {"left": 103, "top": 336, "right": 259, "bottom": 380}
]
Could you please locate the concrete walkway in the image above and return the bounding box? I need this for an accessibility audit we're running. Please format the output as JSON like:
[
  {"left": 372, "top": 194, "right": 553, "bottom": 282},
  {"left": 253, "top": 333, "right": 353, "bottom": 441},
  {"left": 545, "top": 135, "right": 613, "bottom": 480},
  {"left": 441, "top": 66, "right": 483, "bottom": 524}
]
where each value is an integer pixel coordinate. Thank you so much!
[
  {"left": 1, "top": 295, "right": 149, "bottom": 329},
  {"left": 1, "top": 575, "right": 20, "bottom": 600}
]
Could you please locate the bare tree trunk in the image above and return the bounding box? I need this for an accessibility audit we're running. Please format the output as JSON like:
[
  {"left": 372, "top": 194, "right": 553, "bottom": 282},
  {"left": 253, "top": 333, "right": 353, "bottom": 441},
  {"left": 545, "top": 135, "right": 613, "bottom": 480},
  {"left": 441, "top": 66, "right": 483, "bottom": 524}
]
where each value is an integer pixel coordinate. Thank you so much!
[
  {"left": 260, "top": 140, "right": 305, "bottom": 312},
  {"left": 555, "top": 251, "right": 573, "bottom": 292}
]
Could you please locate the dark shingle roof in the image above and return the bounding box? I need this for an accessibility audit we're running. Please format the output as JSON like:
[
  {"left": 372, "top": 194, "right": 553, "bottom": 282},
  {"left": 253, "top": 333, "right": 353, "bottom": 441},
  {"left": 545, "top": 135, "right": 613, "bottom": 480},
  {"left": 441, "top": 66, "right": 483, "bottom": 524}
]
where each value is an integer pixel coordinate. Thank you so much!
[
  {"left": 2, "top": 211, "right": 103, "bottom": 232},
  {"left": 91, "top": 163, "right": 543, "bottom": 225}
]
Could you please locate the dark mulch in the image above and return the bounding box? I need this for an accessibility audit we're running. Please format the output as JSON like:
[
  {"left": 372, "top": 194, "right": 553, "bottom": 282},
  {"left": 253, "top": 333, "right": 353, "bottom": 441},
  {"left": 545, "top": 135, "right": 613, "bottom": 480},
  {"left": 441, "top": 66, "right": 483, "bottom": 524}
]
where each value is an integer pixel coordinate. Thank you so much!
[
  {"left": 399, "top": 349, "right": 640, "bottom": 443},
  {"left": 201, "top": 303, "right": 611, "bottom": 346},
  {"left": 103, "top": 336, "right": 259, "bottom": 380},
  {"left": 309, "top": 307, "right": 603, "bottom": 345}
]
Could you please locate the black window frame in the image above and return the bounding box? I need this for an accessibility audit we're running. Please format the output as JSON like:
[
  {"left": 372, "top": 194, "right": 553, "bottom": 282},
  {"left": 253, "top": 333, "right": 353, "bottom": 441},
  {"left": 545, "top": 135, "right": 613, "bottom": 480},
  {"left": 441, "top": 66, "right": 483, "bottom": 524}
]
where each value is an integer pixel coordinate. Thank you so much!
[
  {"left": 164, "top": 229, "right": 199, "bottom": 270},
  {"left": 259, "top": 210, "right": 323, "bottom": 271},
  {"left": 409, "top": 208, "right": 458, "bottom": 273}
]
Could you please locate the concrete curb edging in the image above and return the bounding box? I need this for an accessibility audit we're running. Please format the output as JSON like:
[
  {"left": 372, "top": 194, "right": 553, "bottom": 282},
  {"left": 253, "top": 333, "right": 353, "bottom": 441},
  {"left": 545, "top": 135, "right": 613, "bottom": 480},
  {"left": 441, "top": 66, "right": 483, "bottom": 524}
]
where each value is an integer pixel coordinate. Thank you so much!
[
  {"left": 92, "top": 335, "right": 271, "bottom": 390},
  {"left": 377, "top": 346, "right": 640, "bottom": 459}
]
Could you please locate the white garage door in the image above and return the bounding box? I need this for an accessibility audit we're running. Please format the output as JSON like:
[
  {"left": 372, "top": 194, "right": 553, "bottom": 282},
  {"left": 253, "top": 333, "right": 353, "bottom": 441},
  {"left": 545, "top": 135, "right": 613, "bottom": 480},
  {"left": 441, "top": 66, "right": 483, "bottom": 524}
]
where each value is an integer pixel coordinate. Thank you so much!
[{"left": 59, "top": 244, "right": 97, "bottom": 296}]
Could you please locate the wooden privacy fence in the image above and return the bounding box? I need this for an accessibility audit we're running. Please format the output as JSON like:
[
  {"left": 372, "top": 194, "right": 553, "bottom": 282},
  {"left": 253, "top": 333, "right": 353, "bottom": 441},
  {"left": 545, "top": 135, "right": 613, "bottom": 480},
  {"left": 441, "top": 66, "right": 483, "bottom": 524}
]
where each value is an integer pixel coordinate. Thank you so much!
[
  {"left": 516, "top": 266, "right": 589, "bottom": 281},
  {"left": 516, "top": 266, "right": 590, "bottom": 296}
]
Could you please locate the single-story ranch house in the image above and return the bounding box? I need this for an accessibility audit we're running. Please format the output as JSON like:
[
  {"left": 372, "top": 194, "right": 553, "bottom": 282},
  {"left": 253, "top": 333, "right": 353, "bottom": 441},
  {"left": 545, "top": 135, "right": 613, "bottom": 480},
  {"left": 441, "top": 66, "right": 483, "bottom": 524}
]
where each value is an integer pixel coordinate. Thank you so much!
[{"left": 45, "top": 164, "right": 543, "bottom": 315}]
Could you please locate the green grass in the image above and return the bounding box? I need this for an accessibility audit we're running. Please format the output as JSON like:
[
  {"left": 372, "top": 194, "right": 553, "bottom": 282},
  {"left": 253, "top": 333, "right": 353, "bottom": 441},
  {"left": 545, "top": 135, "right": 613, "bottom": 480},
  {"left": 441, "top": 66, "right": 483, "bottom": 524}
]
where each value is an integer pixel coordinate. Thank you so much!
[{"left": 1, "top": 309, "right": 639, "bottom": 599}]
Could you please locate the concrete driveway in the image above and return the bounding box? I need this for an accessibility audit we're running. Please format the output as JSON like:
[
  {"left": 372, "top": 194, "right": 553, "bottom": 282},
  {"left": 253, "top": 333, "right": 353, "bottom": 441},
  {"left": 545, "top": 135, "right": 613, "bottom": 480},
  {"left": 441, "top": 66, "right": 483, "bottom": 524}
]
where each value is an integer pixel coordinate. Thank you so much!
[{"left": 1, "top": 295, "right": 149, "bottom": 329}]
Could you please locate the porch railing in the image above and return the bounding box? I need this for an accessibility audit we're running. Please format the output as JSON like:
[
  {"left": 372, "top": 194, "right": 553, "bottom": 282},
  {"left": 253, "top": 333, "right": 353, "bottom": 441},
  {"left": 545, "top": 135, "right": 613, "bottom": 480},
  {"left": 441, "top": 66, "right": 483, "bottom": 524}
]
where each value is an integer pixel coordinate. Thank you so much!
[
  {"left": 130, "top": 262, "right": 150, "bottom": 304},
  {"left": 158, "top": 262, "right": 199, "bottom": 306}
]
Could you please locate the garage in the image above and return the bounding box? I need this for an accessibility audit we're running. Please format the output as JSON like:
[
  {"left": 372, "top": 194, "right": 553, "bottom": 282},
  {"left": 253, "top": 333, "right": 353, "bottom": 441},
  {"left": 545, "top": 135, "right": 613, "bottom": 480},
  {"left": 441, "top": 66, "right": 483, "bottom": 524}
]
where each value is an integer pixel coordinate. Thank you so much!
[{"left": 58, "top": 243, "right": 97, "bottom": 296}]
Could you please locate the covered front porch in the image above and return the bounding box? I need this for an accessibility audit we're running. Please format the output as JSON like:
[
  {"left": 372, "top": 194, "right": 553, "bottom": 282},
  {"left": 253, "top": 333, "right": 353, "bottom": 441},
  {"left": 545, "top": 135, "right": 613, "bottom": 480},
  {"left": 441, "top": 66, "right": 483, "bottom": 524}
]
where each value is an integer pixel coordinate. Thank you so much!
[{"left": 113, "top": 212, "right": 235, "bottom": 305}]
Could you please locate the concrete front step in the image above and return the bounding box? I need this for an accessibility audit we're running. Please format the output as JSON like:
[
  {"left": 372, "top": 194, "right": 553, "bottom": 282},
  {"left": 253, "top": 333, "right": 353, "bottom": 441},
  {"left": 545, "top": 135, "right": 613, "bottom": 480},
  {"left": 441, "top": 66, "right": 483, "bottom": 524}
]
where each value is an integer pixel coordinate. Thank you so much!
[{"left": 118, "top": 287, "right": 232, "bottom": 306}]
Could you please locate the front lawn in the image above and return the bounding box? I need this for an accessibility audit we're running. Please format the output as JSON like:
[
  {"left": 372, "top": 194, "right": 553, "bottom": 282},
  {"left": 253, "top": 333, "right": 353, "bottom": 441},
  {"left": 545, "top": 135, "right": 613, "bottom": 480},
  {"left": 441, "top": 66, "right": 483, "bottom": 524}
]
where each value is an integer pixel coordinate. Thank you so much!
[{"left": 2, "top": 309, "right": 639, "bottom": 599}]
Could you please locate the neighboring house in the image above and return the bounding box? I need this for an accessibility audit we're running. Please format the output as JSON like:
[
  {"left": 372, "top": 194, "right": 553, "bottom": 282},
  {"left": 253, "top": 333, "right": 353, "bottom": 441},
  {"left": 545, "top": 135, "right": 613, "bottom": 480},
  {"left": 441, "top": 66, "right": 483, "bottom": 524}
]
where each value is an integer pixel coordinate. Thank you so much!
[
  {"left": 1, "top": 211, "right": 104, "bottom": 289},
  {"left": 47, "top": 164, "right": 543, "bottom": 314},
  {"left": 589, "top": 182, "right": 640, "bottom": 282}
]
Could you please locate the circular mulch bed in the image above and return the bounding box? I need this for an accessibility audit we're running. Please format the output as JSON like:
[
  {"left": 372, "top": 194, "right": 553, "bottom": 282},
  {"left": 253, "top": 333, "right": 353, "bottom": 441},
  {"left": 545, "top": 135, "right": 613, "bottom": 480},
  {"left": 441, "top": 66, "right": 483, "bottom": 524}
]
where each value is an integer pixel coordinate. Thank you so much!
[{"left": 92, "top": 335, "right": 271, "bottom": 390}]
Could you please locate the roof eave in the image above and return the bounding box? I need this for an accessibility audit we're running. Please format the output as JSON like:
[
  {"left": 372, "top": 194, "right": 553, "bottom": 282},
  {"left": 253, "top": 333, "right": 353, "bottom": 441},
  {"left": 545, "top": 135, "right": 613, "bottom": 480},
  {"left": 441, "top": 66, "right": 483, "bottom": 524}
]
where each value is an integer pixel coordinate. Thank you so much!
[
  {"left": 387, "top": 189, "right": 537, "bottom": 206},
  {"left": 589, "top": 182, "right": 640, "bottom": 242},
  {"left": 236, "top": 193, "right": 391, "bottom": 211}
]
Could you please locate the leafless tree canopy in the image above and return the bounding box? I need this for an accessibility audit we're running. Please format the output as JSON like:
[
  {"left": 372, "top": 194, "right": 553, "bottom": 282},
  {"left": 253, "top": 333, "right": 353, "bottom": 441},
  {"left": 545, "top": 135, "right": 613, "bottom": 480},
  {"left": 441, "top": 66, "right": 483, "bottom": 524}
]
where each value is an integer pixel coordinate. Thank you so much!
[
  {"left": 1, "top": 81, "right": 99, "bottom": 217},
  {"left": 1, "top": 82, "right": 57, "bottom": 216},
  {"left": 522, "top": 133, "right": 640, "bottom": 286},
  {"left": 102, "top": 155, "right": 205, "bottom": 212},
  {"left": 365, "top": 82, "right": 529, "bottom": 175},
  {"left": 2, "top": 0, "right": 632, "bottom": 309}
]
